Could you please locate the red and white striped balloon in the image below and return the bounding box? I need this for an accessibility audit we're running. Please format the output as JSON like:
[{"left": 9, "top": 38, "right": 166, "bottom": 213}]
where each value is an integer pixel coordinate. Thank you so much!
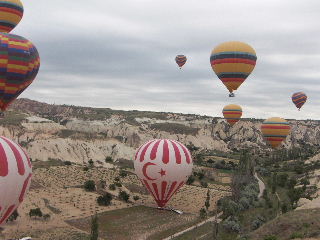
[
  {"left": 0, "top": 136, "right": 32, "bottom": 225},
  {"left": 134, "top": 139, "right": 193, "bottom": 208}
]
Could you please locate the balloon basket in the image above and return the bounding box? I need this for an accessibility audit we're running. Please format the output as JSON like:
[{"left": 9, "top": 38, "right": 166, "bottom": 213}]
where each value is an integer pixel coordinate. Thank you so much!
[
  {"left": 229, "top": 93, "right": 235, "bottom": 97},
  {"left": 0, "top": 112, "right": 4, "bottom": 119},
  {"left": 157, "top": 206, "right": 183, "bottom": 215}
]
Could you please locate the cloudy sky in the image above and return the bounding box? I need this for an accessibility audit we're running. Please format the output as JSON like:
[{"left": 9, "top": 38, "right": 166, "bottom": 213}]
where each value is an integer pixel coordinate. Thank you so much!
[{"left": 13, "top": 0, "right": 320, "bottom": 119}]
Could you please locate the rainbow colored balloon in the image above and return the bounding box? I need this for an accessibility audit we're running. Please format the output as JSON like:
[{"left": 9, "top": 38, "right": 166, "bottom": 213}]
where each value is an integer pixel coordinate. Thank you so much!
[
  {"left": 261, "top": 117, "right": 291, "bottom": 149},
  {"left": 134, "top": 139, "right": 193, "bottom": 208},
  {"left": 222, "top": 104, "right": 242, "bottom": 126},
  {"left": 210, "top": 41, "right": 257, "bottom": 96},
  {"left": 175, "top": 55, "right": 187, "bottom": 69},
  {"left": 0, "top": 33, "right": 40, "bottom": 111},
  {"left": 292, "top": 92, "right": 307, "bottom": 111},
  {"left": 0, "top": 0, "right": 24, "bottom": 33},
  {"left": 0, "top": 136, "right": 32, "bottom": 225}
]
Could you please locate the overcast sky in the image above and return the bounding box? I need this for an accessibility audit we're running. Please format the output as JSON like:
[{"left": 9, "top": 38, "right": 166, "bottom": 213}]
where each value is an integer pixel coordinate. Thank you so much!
[{"left": 12, "top": 0, "right": 320, "bottom": 119}]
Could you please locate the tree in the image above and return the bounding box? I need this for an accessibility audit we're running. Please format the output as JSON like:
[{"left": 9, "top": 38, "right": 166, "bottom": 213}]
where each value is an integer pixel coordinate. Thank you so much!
[
  {"left": 133, "top": 195, "right": 140, "bottom": 201},
  {"left": 43, "top": 214, "right": 51, "bottom": 221},
  {"left": 7, "top": 209, "right": 19, "bottom": 222},
  {"left": 205, "top": 190, "right": 210, "bottom": 210},
  {"left": 64, "top": 161, "right": 72, "bottom": 166},
  {"left": 29, "top": 208, "right": 43, "bottom": 218},
  {"left": 277, "top": 173, "right": 288, "bottom": 187},
  {"left": 90, "top": 214, "right": 99, "bottom": 240},
  {"left": 88, "top": 159, "right": 94, "bottom": 167},
  {"left": 272, "top": 173, "right": 277, "bottom": 194},
  {"left": 97, "top": 193, "right": 113, "bottom": 206},
  {"left": 109, "top": 184, "right": 116, "bottom": 190},
  {"left": 119, "top": 191, "right": 130, "bottom": 202},
  {"left": 105, "top": 156, "right": 113, "bottom": 163},
  {"left": 119, "top": 171, "right": 127, "bottom": 178},
  {"left": 199, "top": 208, "right": 207, "bottom": 219},
  {"left": 186, "top": 175, "right": 195, "bottom": 185},
  {"left": 84, "top": 180, "right": 96, "bottom": 192},
  {"left": 281, "top": 203, "right": 288, "bottom": 213}
]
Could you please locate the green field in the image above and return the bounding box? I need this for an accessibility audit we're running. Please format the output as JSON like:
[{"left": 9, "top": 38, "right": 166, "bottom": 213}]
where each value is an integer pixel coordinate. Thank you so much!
[{"left": 67, "top": 206, "right": 201, "bottom": 240}]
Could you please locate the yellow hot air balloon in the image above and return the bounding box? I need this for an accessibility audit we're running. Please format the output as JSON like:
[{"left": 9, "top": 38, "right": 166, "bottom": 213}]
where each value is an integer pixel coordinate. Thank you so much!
[
  {"left": 0, "top": 0, "right": 24, "bottom": 33},
  {"left": 261, "top": 117, "right": 291, "bottom": 148},
  {"left": 222, "top": 104, "right": 242, "bottom": 126},
  {"left": 210, "top": 41, "right": 257, "bottom": 97}
]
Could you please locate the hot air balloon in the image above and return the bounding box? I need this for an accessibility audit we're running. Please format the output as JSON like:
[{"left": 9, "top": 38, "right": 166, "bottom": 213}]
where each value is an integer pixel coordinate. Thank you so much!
[
  {"left": 210, "top": 41, "right": 257, "bottom": 97},
  {"left": 292, "top": 92, "right": 307, "bottom": 111},
  {"left": 175, "top": 55, "right": 187, "bottom": 69},
  {"left": 0, "top": 0, "right": 23, "bottom": 33},
  {"left": 0, "top": 33, "right": 40, "bottom": 113},
  {"left": 223, "top": 104, "right": 242, "bottom": 126},
  {"left": 0, "top": 136, "right": 32, "bottom": 225},
  {"left": 134, "top": 139, "right": 193, "bottom": 208},
  {"left": 261, "top": 117, "right": 291, "bottom": 149}
]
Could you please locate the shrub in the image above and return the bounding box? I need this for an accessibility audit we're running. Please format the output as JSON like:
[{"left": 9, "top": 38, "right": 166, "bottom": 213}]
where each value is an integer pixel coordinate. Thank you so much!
[
  {"left": 119, "top": 191, "right": 130, "bottom": 202},
  {"left": 239, "top": 197, "right": 250, "bottom": 210},
  {"left": 264, "top": 236, "right": 278, "bottom": 240},
  {"left": 277, "top": 173, "right": 288, "bottom": 187},
  {"left": 222, "top": 216, "right": 241, "bottom": 233},
  {"left": 97, "top": 193, "right": 113, "bottom": 206},
  {"left": 64, "top": 161, "right": 72, "bottom": 166},
  {"left": 281, "top": 203, "right": 288, "bottom": 213},
  {"left": 84, "top": 180, "right": 96, "bottom": 192},
  {"left": 115, "top": 182, "right": 122, "bottom": 187},
  {"left": 199, "top": 208, "right": 207, "bottom": 219},
  {"left": 200, "top": 181, "right": 208, "bottom": 188},
  {"left": 43, "top": 214, "right": 51, "bottom": 221},
  {"left": 251, "top": 215, "right": 265, "bottom": 230},
  {"left": 29, "top": 208, "right": 43, "bottom": 218},
  {"left": 119, "top": 171, "right": 127, "bottom": 178},
  {"left": 83, "top": 166, "right": 89, "bottom": 171},
  {"left": 114, "top": 177, "right": 120, "bottom": 182},
  {"left": 88, "top": 159, "right": 94, "bottom": 167},
  {"left": 133, "top": 195, "right": 140, "bottom": 201},
  {"left": 290, "top": 232, "right": 303, "bottom": 239},
  {"left": 109, "top": 184, "right": 116, "bottom": 190},
  {"left": 186, "top": 176, "right": 195, "bottom": 185},
  {"left": 7, "top": 210, "right": 18, "bottom": 222},
  {"left": 105, "top": 156, "right": 113, "bottom": 162}
]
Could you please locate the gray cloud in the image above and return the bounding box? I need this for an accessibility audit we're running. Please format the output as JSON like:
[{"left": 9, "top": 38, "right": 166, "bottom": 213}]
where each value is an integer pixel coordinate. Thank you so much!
[{"left": 9, "top": 0, "right": 320, "bottom": 119}]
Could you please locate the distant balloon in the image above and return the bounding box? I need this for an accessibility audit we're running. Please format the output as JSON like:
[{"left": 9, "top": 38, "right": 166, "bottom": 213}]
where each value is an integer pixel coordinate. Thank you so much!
[
  {"left": 175, "top": 55, "right": 187, "bottom": 69},
  {"left": 210, "top": 41, "right": 257, "bottom": 97},
  {"left": 0, "top": 0, "right": 23, "bottom": 33},
  {"left": 0, "top": 136, "right": 32, "bottom": 225},
  {"left": 261, "top": 117, "right": 291, "bottom": 148},
  {"left": 0, "top": 33, "right": 40, "bottom": 112},
  {"left": 223, "top": 104, "right": 242, "bottom": 126},
  {"left": 134, "top": 139, "right": 193, "bottom": 208},
  {"left": 292, "top": 92, "right": 307, "bottom": 111}
]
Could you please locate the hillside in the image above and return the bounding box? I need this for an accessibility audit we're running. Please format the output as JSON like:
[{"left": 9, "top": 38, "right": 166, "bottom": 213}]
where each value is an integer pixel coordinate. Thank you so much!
[{"left": 2, "top": 98, "right": 320, "bottom": 167}]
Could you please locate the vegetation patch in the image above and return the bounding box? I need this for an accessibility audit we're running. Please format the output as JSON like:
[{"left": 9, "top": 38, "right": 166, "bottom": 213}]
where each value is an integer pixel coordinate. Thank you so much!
[{"left": 150, "top": 123, "right": 199, "bottom": 135}]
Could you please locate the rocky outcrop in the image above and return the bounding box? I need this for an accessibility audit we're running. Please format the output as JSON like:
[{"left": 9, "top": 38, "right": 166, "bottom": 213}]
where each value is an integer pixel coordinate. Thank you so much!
[{"left": 1, "top": 98, "right": 319, "bottom": 166}]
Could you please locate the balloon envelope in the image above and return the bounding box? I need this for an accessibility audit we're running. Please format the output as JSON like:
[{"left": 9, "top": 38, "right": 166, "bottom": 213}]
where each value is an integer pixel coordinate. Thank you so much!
[
  {"left": 223, "top": 104, "right": 242, "bottom": 126},
  {"left": 292, "top": 92, "right": 307, "bottom": 110},
  {"left": 261, "top": 117, "right": 291, "bottom": 148},
  {"left": 134, "top": 139, "right": 193, "bottom": 208},
  {"left": 175, "top": 55, "right": 187, "bottom": 68},
  {"left": 0, "top": 0, "right": 23, "bottom": 33},
  {"left": 210, "top": 41, "right": 257, "bottom": 94},
  {"left": 0, "top": 33, "right": 40, "bottom": 111},
  {"left": 0, "top": 136, "right": 32, "bottom": 225}
]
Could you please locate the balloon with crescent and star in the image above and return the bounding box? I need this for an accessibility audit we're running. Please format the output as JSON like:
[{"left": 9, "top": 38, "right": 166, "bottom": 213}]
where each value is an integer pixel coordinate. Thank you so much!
[{"left": 134, "top": 139, "right": 193, "bottom": 208}]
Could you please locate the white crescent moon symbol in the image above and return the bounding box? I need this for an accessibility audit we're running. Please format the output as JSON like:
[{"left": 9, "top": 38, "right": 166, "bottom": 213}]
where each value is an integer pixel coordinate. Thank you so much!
[{"left": 142, "top": 162, "right": 157, "bottom": 181}]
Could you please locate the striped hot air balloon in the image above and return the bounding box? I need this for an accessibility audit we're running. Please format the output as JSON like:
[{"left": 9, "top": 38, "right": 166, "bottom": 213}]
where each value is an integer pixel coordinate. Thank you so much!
[
  {"left": 134, "top": 139, "right": 193, "bottom": 208},
  {"left": 175, "top": 55, "right": 187, "bottom": 69},
  {"left": 261, "top": 117, "right": 291, "bottom": 149},
  {"left": 292, "top": 92, "right": 307, "bottom": 110},
  {"left": 223, "top": 104, "right": 242, "bottom": 126},
  {"left": 0, "top": 136, "right": 32, "bottom": 225},
  {"left": 0, "top": 33, "right": 40, "bottom": 112},
  {"left": 0, "top": 0, "right": 24, "bottom": 33},
  {"left": 210, "top": 41, "right": 257, "bottom": 97}
]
